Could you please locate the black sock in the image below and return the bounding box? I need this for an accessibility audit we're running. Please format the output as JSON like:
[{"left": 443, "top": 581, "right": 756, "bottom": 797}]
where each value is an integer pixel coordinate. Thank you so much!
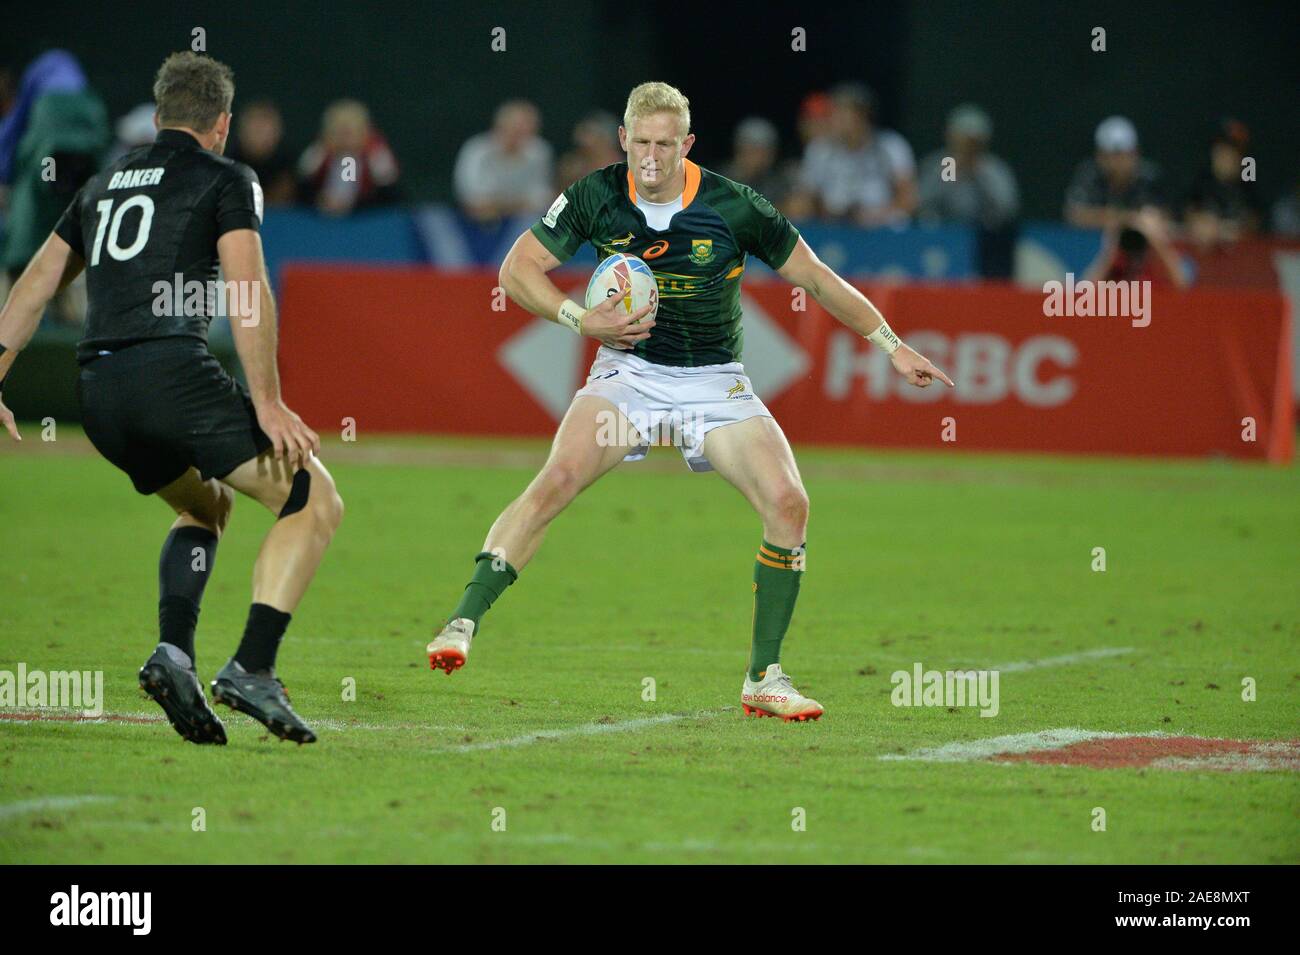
[
  {"left": 234, "top": 603, "right": 291, "bottom": 673},
  {"left": 158, "top": 525, "right": 218, "bottom": 661},
  {"left": 159, "top": 596, "right": 200, "bottom": 660}
]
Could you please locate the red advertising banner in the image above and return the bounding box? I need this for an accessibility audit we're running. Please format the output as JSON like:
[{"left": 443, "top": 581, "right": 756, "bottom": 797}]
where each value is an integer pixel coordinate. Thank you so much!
[{"left": 279, "top": 266, "right": 1292, "bottom": 462}]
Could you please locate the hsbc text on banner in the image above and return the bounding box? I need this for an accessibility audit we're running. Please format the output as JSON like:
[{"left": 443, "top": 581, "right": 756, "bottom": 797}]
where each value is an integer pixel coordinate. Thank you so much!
[{"left": 278, "top": 267, "right": 1292, "bottom": 462}]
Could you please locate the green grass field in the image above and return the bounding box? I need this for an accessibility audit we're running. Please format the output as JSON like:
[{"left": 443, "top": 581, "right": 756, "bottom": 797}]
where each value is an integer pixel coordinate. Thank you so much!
[{"left": 2, "top": 430, "right": 1298, "bottom": 863}]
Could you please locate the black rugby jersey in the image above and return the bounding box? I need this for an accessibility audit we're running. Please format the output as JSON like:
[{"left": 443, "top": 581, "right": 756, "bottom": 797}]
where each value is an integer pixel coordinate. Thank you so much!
[{"left": 54, "top": 128, "right": 262, "bottom": 362}]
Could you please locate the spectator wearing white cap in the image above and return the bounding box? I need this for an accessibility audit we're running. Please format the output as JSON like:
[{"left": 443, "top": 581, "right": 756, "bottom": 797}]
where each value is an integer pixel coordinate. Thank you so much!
[
  {"left": 720, "top": 116, "right": 794, "bottom": 208},
  {"left": 1064, "top": 115, "right": 1166, "bottom": 228},
  {"left": 917, "top": 104, "right": 1019, "bottom": 229}
]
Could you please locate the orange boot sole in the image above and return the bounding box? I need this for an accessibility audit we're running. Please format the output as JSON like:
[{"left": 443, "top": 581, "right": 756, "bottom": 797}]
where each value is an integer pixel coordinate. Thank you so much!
[
  {"left": 741, "top": 702, "right": 823, "bottom": 723},
  {"left": 428, "top": 649, "right": 466, "bottom": 675}
]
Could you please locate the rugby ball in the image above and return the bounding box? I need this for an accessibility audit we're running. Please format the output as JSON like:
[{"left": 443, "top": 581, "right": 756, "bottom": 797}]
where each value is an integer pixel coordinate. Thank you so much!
[{"left": 585, "top": 253, "right": 659, "bottom": 322}]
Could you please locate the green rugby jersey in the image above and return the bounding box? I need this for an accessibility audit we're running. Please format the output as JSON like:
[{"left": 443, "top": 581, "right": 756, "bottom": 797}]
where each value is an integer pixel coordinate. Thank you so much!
[{"left": 530, "top": 159, "right": 800, "bottom": 367}]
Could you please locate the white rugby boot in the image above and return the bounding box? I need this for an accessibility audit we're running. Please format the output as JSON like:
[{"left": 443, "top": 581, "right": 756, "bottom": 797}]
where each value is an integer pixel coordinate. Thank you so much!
[
  {"left": 740, "top": 663, "right": 823, "bottom": 722},
  {"left": 427, "top": 617, "right": 475, "bottom": 675}
]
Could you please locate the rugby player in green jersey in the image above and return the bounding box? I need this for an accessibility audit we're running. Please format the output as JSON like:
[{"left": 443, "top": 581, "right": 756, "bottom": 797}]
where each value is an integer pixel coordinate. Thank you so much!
[{"left": 428, "top": 82, "right": 952, "bottom": 721}]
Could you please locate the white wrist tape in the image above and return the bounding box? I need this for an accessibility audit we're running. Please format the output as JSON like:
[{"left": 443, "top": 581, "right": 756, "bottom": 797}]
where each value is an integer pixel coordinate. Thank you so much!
[
  {"left": 867, "top": 319, "right": 902, "bottom": 354},
  {"left": 557, "top": 299, "right": 586, "bottom": 335}
]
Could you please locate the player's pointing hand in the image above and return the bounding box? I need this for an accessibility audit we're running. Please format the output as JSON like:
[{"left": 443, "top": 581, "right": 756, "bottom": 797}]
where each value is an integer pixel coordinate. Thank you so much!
[
  {"left": 890, "top": 344, "right": 955, "bottom": 389},
  {"left": 0, "top": 396, "right": 20, "bottom": 441}
]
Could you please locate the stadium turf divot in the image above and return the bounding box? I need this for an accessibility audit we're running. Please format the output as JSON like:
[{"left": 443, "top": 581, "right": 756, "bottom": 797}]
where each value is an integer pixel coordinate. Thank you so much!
[{"left": 881, "top": 728, "right": 1300, "bottom": 771}]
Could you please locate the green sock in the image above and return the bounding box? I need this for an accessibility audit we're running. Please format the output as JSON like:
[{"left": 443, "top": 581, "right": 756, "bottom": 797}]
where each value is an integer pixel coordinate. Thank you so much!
[
  {"left": 452, "top": 551, "right": 518, "bottom": 630},
  {"left": 749, "top": 540, "right": 805, "bottom": 682}
]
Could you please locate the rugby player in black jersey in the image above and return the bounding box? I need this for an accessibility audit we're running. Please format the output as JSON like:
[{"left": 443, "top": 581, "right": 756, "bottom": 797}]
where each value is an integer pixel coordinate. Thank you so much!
[{"left": 0, "top": 53, "right": 342, "bottom": 745}]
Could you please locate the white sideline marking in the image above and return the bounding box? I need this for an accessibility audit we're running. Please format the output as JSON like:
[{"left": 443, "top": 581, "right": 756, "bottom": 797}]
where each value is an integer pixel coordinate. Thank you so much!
[
  {"left": 0, "top": 795, "right": 116, "bottom": 821},
  {"left": 879, "top": 727, "right": 1133, "bottom": 762},
  {"left": 0, "top": 707, "right": 721, "bottom": 742},
  {"left": 445, "top": 710, "right": 722, "bottom": 753},
  {"left": 0, "top": 709, "right": 164, "bottom": 725},
  {"left": 0, "top": 708, "right": 454, "bottom": 733},
  {"left": 984, "top": 647, "right": 1135, "bottom": 672}
]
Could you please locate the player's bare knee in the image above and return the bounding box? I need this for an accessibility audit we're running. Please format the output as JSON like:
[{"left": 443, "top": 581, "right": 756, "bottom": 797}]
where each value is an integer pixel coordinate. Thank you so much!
[
  {"left": 286, "top": 464, "right": 343, "bottom": 536},
  {"left": 767, "top": 485, "right": 810, "bottom": 538},
  {"left": 316, "top": 482, "right": 344, "bottom": 535},
  {"left": 531, "top": 463, "right": 583, "bottom": 515}
]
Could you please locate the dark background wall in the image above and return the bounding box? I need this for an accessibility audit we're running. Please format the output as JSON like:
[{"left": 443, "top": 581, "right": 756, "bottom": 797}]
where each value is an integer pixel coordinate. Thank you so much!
[
  {"left": 899, "top": 0, "right": 1300, "bottom": 219},
  {"left": 4, "top": 0, "right": 1296, "bottom": 218}
]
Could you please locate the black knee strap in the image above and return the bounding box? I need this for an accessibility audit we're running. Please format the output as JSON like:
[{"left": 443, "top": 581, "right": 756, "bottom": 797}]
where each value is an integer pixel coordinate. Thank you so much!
[{"left": 278, "top": 468, "right": 312, "bottom": 518}]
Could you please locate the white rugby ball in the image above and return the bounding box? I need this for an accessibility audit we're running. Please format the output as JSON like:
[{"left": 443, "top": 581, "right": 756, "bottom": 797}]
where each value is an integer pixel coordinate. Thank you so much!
[{"left": 585, "top": 253, "right": 659, "bottom": 322}]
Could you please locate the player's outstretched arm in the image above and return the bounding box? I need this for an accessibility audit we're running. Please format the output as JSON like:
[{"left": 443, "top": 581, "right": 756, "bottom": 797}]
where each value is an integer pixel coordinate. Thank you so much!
[
  {"left": 0, "top": 233, "right": 85, "bottom": 440},
  {"left": 217, "top": 228, "right": 319, "bottom": 467},
  {"left": 777, "top": 237, "right": 953, "bottom": 389},
  {"left": 499, "top": 230, "right": 654, "bottom": 350}
]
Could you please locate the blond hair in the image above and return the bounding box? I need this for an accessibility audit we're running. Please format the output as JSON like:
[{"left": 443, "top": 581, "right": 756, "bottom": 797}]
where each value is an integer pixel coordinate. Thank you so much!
[
  {"left": 623, "top": 82, "right": 691, "bottom": 139},
  {"left": 323, "top": 99, "right": 370, "bottom": 137}
]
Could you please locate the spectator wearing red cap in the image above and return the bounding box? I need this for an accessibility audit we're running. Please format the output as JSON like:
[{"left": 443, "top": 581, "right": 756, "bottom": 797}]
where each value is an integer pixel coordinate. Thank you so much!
[
  {"left": 1183, "top": 118, "right": 1262, "bottom": 247},
  {"left": 787, "top": 83, "right": 917, "bottom": 226}
]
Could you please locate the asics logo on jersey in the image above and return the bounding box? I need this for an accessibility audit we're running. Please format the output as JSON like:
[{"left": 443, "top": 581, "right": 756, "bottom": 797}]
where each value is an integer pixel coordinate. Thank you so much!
[{"left": 642, "top": 240, "right": 669, "bottom": 259}]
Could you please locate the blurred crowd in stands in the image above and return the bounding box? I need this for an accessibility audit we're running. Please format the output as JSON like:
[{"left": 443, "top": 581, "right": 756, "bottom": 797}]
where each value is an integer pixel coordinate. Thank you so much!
[{"left": 3, "top": 51, "right": 1299, "bottom": 294}]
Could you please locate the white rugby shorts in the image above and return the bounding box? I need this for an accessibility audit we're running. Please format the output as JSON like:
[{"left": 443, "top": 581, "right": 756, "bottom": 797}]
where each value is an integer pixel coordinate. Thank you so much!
[{"left": 573, "top": 345, "right": 773, "bottom": 472}]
